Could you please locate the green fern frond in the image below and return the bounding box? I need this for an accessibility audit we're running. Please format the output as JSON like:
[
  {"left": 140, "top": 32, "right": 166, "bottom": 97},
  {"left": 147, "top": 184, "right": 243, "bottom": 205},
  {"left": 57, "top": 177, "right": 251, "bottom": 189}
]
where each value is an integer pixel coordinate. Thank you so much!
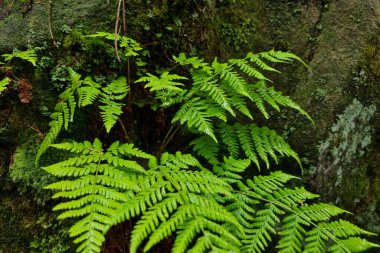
[
  {"left": 229, "top": 58, "right": 268, "bottom": 81},
  {"left": 98, "top": 100, "right": 123, "bottom": 133},
  {"left": 84, "top": 31, "right": 120, "bottom": 40},
  {"left": 242, "top": 203, "right": 284, "bottom": 253},
  {"left": 190, "top": 135, "right": 220, "bottom": 165},
  {"left": 191, "top": 70, "right": 234, "bottom": 116},
  {"left": 120, "top": 36, "right": 143, "bottom": 56},
  {"left": 43, "top": 139, "right": 151, "bottom": 253},
  {"left": 244, "top": 171, "right": 298, "bottom": 195},
  {"left": 36, "top": 112, "right": 64, "bottom": 162},
  {"left": 0, "top": 77, "right": 10, "bottom": 93},
  {"left": 172, "top": 97, "right": 219, "bottom": 141},
  {"left": 215, "top": 123, "right": 300, "bottom": 169},
  {"left": 98, "top": 76, "right": 128, "bottom": 133},
  {"left": 213, "top": 157, "right": 250, "bottom": 183},
  {"left": 68, "top": 67, "right": 83, "bottom": 90},
  {"left": 252, "top": 81, "right": 312, "bottom": 122},
  {"left": 212, "top": 59, "right": 251, "bottom": 99},
  {"left": 136, "top": 72, "right": 187, "bottom": 92},
  {"left": 321, "top": 220, "right": 376, "bottom": 237},
  {"left": 2, "top": 49, "right": 37, "bottom": 66},
  {"left": 173, "top": 52, "right": 210, "bottom": 69},
  {"left": 303, "top": 220, "right": 376, "bottom": 253},
  {"left": 222, "top": 84, "right": 253, "bottom": 119},
  {"left": 246, "top": 52, "right": 280, "bottom": 72},
  {"left": 328, "top": 238, "right": 380, "bottom": 253},
  {"left": 277, "top": 213, "right": 308, "bottom": 253},
  {"left": 78, "top": 77, "right": 101, "bottom": 107}
]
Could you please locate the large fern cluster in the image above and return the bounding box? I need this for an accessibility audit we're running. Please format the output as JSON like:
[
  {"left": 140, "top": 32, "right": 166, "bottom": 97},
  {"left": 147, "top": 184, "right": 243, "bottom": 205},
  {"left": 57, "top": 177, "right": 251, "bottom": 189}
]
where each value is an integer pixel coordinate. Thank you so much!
[
  {"left": 38, "top": 33, "right": 379, "bottom": 253},
  {"left": 44, "top": 139, "right": 379, "bottom": 253}
]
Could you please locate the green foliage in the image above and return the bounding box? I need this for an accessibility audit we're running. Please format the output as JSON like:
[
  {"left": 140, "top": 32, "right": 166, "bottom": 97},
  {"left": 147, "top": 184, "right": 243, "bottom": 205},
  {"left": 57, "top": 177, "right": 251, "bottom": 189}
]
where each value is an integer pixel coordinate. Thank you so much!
[
  {"left": 2, "top": 49, "right": 37, "bottom": 66},
  {"left": 36, "top": 68, "right": 129, "bottom": 162},
  {"left": 43, "top": 139, "right": 151, "bottom": 253},
  {"left": 141, "top": 50, "right": 312, "bottom": 144},
  {"left": 38, "top": 35, "right": 378, "bottom": 253},
  {"left": 0, "top": 77, "right": 10, "bottom": 93},
  {"left": 44, "top": 139, "right": 379, "bottom": 253},
  {"left": 191, "top": 123, "right": 301, "bottom": 169}
]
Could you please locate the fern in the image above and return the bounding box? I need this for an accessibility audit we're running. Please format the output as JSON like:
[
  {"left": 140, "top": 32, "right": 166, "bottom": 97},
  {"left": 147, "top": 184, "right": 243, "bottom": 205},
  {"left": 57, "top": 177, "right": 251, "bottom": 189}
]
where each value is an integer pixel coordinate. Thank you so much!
[
  {"left": 141, "top": 51, "right": 311, "bottom": 140},
  {"left": 40, "top": 44, "right": 379, "bottom": 253},
  {"left": 37, "top": 69, "right": 129, "bottom": 161},
  {"left": 99, "top": 76, "right": 129, "bottom": 133},
  {"left": 2, "top": 49, "right": 37, "bottom": 66},
  {"left": 192, "top": 122, "right": 300, "bottom": 170},
  {"left": 0, "top": 77, "right": 10, "bottom": 93},
  {"left": 43, "top": 139, "right": 151, "bottom": 253}
]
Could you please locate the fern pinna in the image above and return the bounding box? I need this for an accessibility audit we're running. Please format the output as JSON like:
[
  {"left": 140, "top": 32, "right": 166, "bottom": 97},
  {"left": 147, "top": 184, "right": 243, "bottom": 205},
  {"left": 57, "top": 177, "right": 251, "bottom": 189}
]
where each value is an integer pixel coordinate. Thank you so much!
[{"left": 39, "top": 34, "right": 379, "bottom": 252}]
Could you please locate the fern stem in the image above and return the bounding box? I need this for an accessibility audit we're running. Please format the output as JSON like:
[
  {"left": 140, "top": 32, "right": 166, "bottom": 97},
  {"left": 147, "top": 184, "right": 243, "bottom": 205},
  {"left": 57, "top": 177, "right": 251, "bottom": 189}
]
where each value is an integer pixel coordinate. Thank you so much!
[
  {"left": 158, "top": 124, "right": 181, "bottom": 156},
  {"left": 114, "top": 0, "right": 122, "bottom": 62}
]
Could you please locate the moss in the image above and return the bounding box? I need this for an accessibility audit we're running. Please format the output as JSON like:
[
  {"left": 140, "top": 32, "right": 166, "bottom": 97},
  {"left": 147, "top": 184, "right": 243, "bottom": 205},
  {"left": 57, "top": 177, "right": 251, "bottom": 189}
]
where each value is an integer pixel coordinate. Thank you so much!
[{"left": 0, "top": 0, "right": 114, "bottom": 52}]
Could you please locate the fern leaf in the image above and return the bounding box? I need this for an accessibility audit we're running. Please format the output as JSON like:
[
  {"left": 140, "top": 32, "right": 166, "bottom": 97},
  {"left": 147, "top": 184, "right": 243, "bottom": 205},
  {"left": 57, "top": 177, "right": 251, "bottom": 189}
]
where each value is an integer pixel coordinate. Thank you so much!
[
  {"left": 191, "top": 70, "right": 234, "bottom": 116},
  {"left": 172, "top": 97, "right": 218, "bottom": 141},
  {"left": 213, "top": 157, "right": 250, "bottom": 184},
  {"left": 328, "top": 238, "right": 380, "bottom": 253},
  {"left": 242, "top": 203, "right": 284, "bottom": 253},
  {"left": 2, "top": 49, "right": 37, "bottom": 66},
  {"left": 0, "top": 77, "right": 10, "bottom": 93},
  {"left": 98, "top": 100, "right": 123, "bottom": 133},
  {"left": 213, "top": 59, "right": 251, "bottom": 99},
  {"left": 99, "top": 77, "right": 128, "bottom": 133},
  {"left": 43, "top": 139, "right": 151, "bottom": 253},
  {"left": 246, "top": 52, "right": 280, "bottom": 72},
  {"left": 190, "top": 135, "right": 220, "bottom": 165},
  {"left": 235, "top": 124, "right": 260, "bottom": 168},
  {"left": 229, "top": 58, "right": 268, "bottom": 81},
  {"left": 173, "top": 52, "right": 210, "bottom": 69},
  {"left": 136, "top": 72, "right": 187, "bottom": 92},
  {"left": 245, "top": 171, "right": 298, "bottom": 196},
  {"left": 85, "top": 32, "right": 120, "bottom": 40},
  {"left": 78, "top": 77, "right": 101, "bottom": 107},
  {"left": 277, "top": 214, "right": 308, "bottom": 253}
]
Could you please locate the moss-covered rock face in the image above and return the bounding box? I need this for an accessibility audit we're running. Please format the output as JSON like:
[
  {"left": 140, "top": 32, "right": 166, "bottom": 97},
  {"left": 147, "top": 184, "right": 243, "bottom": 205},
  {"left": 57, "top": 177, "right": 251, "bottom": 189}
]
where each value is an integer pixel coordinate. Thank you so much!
[
  {"left": 247, "top": 0, "right": 380, "bottom": 238},
  {"left": 0, "top": 0, "right": 114, "bottom": 51}
]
